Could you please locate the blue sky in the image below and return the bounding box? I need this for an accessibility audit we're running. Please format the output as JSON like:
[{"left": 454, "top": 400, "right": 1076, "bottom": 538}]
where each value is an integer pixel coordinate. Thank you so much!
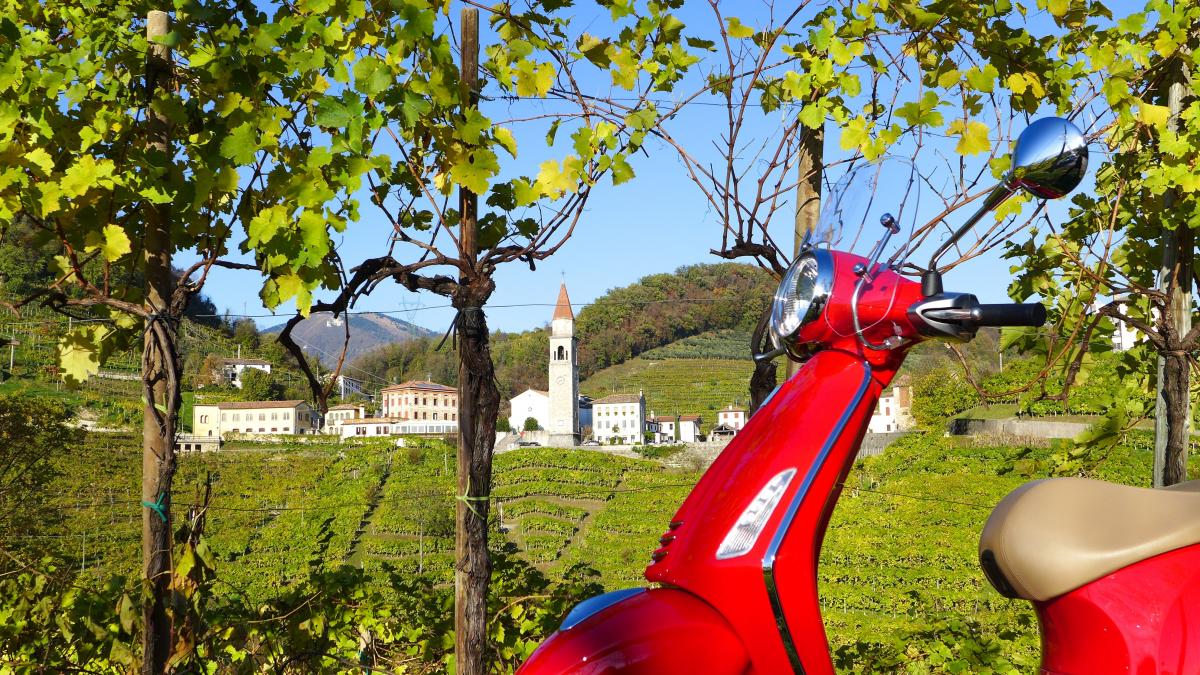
[{"left": 184, "top": 1, "right": 1082, "bottom": 335}]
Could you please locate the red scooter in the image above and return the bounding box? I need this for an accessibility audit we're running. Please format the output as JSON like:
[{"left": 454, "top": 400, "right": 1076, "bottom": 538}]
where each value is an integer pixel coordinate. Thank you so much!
[{"left": 518, "top": 118, "right": 1200, "bottom": 674}]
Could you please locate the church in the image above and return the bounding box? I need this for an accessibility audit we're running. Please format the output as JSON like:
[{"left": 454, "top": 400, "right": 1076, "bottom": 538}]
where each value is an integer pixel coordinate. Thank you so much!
[{"left": 507, "top": 284, "right": 592, "bottom": 445}]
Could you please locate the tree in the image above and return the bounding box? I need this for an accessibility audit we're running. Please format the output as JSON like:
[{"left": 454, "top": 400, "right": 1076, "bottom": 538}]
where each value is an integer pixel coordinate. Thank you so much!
[
  {"left": 231, "top": 318, "right": 260, "bottom": 352},
  {"left": 0, "top": 395, "right": 80, "bottom": 549},
  {"left": 610, "top": 2, "right": 1070, "bottom": 418},
  {"left": 522, "top": 417, "right": 539, "bottom": 432},
  {"left": 213, "top": 4, "right": 700, "bottom": 672},
  {"left": 496, "top": 416, "right": 511, "bottom": 433},
  {"left": 238, "top": 368, "right": 282, "bottom": 402},
  {"left": 998, "top": 4, "right": 1200, "bottom": 486},
  {"left": 0, "top": 2, "right": 376, "bottom": 669},
  {"left": 911, "top": 367, "right": 980, "bottom": 430}
]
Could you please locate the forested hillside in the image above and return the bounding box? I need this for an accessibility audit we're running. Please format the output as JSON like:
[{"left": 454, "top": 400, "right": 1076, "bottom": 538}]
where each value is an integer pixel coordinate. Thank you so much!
[{"left": 351, "top": 263, "right": 775, "bottom": 399}]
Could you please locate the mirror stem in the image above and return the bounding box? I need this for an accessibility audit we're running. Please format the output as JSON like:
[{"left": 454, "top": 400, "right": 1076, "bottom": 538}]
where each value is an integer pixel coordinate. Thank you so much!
[{"left": 923, "top": 179, "right": 1015, "bottom": 296}]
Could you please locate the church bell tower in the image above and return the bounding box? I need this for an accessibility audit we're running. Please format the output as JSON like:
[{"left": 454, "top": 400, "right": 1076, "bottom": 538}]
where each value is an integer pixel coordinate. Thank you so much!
[{"left": 547, "top": 283, "right": 579, "bottom": 446}]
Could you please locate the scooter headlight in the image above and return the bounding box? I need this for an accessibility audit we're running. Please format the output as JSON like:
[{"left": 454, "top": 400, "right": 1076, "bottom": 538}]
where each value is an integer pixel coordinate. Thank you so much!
[{"left": 769, "top": 250, "right": 832, "bottom": 349}]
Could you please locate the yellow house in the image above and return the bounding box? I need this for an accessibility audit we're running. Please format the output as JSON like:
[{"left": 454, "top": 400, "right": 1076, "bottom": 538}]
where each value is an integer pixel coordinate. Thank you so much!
[{"left": 193, "top": 400, "right": 319, "bottom": 438}]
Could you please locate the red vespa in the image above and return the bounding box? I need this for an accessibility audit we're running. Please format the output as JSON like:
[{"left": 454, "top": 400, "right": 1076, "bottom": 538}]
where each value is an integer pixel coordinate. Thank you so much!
[{"left": 517, "top": 118, "right": 1200, "bottom": 674}]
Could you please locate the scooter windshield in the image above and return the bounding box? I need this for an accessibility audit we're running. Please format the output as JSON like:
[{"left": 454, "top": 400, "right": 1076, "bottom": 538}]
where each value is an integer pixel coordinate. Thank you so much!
[
  {"left": 805, "top": 156, "right": 924, "bottom": 260},
  {"left": 806, "top": 157, "right": 926, "bottom": 342}
]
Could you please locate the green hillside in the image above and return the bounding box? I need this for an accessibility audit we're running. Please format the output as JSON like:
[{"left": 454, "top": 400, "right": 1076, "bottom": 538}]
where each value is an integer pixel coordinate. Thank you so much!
[
  {"left": 581, "top": 357, "right": 753, "bottom": 425},
  {"left": 639, "top": 328, "right": 751, "bottom": 361}
]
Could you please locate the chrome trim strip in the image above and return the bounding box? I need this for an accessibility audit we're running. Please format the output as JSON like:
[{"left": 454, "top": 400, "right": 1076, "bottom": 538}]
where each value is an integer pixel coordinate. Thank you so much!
[
  {"left": 560, "top": 588, "right": 645, "bottom": 630},
  {"left": 761, "top": 360, "right": 873, "bottom": 674}
]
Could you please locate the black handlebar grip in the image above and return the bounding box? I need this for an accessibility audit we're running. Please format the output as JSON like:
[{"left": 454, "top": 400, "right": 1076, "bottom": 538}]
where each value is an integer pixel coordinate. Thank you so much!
[{"left": 974, "top": 303, "right": 1047, "bottom": 327}]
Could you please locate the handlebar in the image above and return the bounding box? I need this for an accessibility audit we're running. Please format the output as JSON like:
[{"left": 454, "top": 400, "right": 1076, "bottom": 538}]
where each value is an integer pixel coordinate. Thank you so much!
[
  {"left": 974, "top": 303, "right": 1047, "bottom": 327},
  {"left": 908, "top": 293, "right": 1047, "bottom": 342}
]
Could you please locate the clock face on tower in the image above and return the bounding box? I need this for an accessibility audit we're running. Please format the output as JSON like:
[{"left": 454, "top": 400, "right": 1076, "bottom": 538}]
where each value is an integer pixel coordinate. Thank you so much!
[{"left": 555, "top": 376, "right": 566, "bottom": 385}]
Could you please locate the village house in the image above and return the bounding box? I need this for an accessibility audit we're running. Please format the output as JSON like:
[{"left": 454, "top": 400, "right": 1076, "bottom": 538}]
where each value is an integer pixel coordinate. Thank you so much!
[
  {"left": 324, "top": 402, "right": 367, "bottom": 433},
  {"left": 646, "top": 412, "right": 673, "bottom": 443},
  {"left": 677, "top": 414, "right": 702, "bottom": 442},
  {"left": 192, "top": 400, "right": 320, "bottom": 438},
  {"left": 655, "top": 414, "right": 702, "bottom": 442},
  {"left": 868, "top": 381, "right": 913, "bottom": 433},
  {"left": 218, "top": 358, "right": 271, "bottom": 389},
  {"left": 717, "top": 405, "right": 746, "bottom": 430},
  {"left": 379, "top": 380, "right": 458, "bottom": 422},
  {"left": 339, "top": 417, "right": 400, "bottom": 440},
  {"left": 592, "top": 392, "right": 646, "bottom": 444}
]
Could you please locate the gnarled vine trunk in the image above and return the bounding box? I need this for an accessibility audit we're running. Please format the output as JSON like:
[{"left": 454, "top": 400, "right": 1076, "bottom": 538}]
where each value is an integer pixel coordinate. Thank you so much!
[{"left": 454, "top": 299, "right": 500, "bottom": 675}]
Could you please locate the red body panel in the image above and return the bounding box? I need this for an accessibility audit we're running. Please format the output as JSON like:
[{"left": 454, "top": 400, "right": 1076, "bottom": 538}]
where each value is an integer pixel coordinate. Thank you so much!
[
  {"left": 1036, "top": 544, "right": 1200, "bottom": 674},
  {"left": 643, "top": 349, "right": 880, "bottom": 674},
  {"left": 516, "top": 588, "right": 751, "bottom": 674}
]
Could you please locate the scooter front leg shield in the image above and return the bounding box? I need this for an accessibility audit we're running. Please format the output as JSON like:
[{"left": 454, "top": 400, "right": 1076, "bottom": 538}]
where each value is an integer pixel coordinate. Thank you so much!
[{"left": 517, "top": 587, "right": 751, "bottom": 674}]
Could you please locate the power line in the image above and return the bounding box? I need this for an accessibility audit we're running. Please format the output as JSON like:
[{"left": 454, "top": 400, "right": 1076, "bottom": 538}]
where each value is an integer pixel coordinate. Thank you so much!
[{"left": 0, "top": 296, "right": 750, "bottom": 326}]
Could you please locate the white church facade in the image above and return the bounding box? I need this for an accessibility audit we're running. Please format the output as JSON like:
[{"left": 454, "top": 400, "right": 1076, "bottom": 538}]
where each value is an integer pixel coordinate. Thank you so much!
[
  {"left": 509, "top": 389, "right": 550, "bottom": 431},
  {"left": 508, "top": 284, "right": 587, "bottom": 446}
]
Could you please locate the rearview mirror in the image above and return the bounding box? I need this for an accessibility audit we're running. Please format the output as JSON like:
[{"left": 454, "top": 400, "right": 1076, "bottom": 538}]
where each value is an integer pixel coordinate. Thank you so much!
[
  {"left": 923, "top": 117, "right": 1089, "bottom": 296},
  {"left": 1009, "top": 117, "right": 1088, "bottom": 199}
]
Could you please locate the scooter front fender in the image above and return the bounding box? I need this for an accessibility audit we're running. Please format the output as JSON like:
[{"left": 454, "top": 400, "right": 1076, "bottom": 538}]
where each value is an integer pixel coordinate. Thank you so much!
[{"left": 517, "top": 587, "right": 752, "bottom": 674}]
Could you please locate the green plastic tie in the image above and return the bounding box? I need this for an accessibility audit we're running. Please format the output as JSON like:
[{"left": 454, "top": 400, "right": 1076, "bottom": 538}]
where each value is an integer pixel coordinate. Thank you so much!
[
  {"left": 455, "top": 477, "right": 489, "bottom": 519},
  {"left": 142, "top": 492, "right": 167, "bottom": 523}
]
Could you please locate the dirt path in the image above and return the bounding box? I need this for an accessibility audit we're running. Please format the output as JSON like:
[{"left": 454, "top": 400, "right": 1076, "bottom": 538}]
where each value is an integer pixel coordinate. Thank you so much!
[{"left": 346, "top": 450, "right": 394, "bottom": 566}]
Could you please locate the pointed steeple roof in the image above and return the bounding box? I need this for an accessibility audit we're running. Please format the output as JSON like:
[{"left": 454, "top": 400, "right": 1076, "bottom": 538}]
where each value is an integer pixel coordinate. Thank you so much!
[{"left": 552, "top": 283, "right": 574, "bottom": 321}]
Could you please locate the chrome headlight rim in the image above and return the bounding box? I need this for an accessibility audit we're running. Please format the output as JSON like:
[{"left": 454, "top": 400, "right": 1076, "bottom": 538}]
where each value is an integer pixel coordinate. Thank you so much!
[{"left": 769, "top": 249, "right": 833, "bottom": 351}]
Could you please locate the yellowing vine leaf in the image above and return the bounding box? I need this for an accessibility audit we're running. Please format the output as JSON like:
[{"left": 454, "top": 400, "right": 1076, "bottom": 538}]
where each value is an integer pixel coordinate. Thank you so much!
[
  {"left": 948, "top": 119, "right": 991, "bottom": 156},
  {"left": 725, "top": 17, "right": 754, "bottom": 39}
]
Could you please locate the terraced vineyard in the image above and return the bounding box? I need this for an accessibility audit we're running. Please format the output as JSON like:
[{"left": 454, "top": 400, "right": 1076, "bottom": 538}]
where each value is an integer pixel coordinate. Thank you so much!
[
  {"left": 35, "top": 433, "right": 392, "bottom": 600},
  {"left": 29, "top": 427, "right": 1161, "bottom": 670},
  {"left": 580, "top": 357, "right": 753, "bottom": 427},
  {"left": 355, "top": 445, "right": 700, "bottom": 584},
  {"left": 638, "top": 328, "right": 752, "bottom": 361}
]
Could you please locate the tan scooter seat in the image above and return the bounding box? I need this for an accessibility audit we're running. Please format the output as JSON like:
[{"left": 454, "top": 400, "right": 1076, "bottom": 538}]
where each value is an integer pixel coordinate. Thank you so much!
[{"left": 979, "top": 477, "right": 1200, "bottom": 601}]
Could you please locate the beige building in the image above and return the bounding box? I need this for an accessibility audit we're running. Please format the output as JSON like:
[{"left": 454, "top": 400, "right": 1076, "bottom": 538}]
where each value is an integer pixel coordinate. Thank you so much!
[
  {"left": 868, "top": 383, "right": 913, "bottom": 433},
  {"left": 379, "top": 380, "right": 458, "bottom": 421},
  {"left": 339, "top": 417, "right": 401, "bottom": 440},
  {"left": 325, "top": 402, "right": 368, "bottom": 433},
  {"left": 592, "top": 392, "right": 646, "bottom": 444},
  {"left": 192, "top": 400, "right": 319, "bottom": 438},
  {"left": 717, "top": 405, "right": 747, "bottom": 431}
]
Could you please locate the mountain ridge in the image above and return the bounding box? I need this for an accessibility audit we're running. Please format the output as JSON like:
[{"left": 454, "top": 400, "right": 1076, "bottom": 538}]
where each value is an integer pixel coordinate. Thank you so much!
[{"left": 262, "top": 312, "right": 435, "bottom": 367}]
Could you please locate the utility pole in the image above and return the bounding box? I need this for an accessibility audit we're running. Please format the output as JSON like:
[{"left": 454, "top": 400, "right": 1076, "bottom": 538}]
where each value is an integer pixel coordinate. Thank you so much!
[
  {"left": 1153, "top": 47, "right": 1193, "bottom": 488},
  {"left": 787, "top": 125, "right": 823, "bottom": 381},
  {"left": 454, "top": 9, "right": 487, "bottom": 675}
]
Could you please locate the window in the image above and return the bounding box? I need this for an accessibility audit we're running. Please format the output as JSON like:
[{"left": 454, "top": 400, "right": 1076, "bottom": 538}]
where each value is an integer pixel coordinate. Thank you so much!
[
  {"left": 271, "top": 427, "right": 277, "bottom": 432},
  {"left": 423, "top": 412, "right": 428, "bottom": 420},
  {"left": 199, "top": 414, "right": 208, "bottom": 424},
  {"left": 423, "top": 397, "right": 428, "bottom": 405},
  {"left": 221, "top": 413, "right": 227, "bottom": 421},
  {"left": 433, "top": 413, "right": 438, "bottom": 420},
  {"left": 556, "top": 345, "right": 566, "bottom": 360},
  {"left": 433, "top": 398, "right": 438, "bottom": 407},
  {"left": 271, "top": 412, "right": 278, "bottom": 421},
  {"left": 259, "top": 413, "right": 266, "bottom": 421},
  {"left": 284, "top": 411, "right": 291, "bottom": 420},
  {"left": 283, "top": 426, "right": 290, "bottom": 432},
  {"left": 233, "top": 413, "right": 240, "bottom": 421},
  {"left": 258, "top": 427, "right": 265, "bottom": 433}
]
